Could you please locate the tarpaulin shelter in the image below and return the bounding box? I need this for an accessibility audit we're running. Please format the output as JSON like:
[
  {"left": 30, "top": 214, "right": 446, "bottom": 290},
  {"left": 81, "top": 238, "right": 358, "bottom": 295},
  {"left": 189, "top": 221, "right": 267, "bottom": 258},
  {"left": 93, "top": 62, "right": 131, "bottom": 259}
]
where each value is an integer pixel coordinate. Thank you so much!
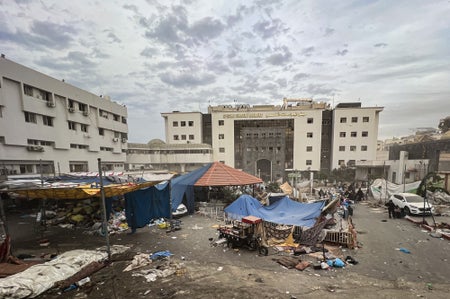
[
  {"left": 224, "top": 194, "right": 326, "bottom": 228},
  {"left": 170, "top": 162, "right": 263, "bottom": 214},
  {"left": 124, "top": 182, "right": 171, "bottom": 229}
]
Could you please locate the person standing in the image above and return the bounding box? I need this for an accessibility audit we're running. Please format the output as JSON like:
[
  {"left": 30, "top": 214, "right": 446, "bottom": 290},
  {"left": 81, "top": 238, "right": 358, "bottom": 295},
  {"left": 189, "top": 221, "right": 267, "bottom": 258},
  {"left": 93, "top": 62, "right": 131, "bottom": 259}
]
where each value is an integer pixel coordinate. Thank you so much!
[{"left": 385, "top": 200, "right": 396, "bottom": 219}]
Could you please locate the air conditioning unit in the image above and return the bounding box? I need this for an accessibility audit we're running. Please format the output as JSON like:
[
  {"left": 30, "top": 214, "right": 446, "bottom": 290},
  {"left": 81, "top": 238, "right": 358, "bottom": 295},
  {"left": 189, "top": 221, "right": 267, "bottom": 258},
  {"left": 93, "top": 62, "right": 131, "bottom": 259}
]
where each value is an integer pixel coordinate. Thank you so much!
[
  {"left": 112, "top": 137, "right": 119, "bottom": 142},
  {"left": 121, "top": 138, "right": 127, "bottom": 143},
  {"left": 83, "top": 134, "right": 91, "bottom": 138},
  {"left": 83, "top": 111, "right": 89, "bottom": 116},
  {"left": 47, "top": 102, "right": 55, "bottom": 107},
  {"left": 68, "top": 107, "right": 75, "bottom": 113}
]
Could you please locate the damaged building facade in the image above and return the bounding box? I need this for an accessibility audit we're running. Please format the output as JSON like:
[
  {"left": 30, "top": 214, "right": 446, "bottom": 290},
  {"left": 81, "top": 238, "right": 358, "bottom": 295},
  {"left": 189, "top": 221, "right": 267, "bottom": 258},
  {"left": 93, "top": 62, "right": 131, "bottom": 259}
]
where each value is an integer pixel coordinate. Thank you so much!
[{"left": 0, "top": 57, "right": 128, "bottom": 178}]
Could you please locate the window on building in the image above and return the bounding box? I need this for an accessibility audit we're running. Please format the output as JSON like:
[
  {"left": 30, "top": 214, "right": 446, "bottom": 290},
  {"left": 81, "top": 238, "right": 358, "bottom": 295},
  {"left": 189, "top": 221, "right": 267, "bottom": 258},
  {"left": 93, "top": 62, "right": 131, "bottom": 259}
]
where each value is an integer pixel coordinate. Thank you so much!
[
  {"left": 68, "top": 121, "right": 76, "bottom": 131},
  {"left": 218, "top": 120, "right": 224, "bottom": 126},
  {"left": 80, "top": 124, "right": 88, "bottom": 132},
  {"left": 306, "top": 160, "right": 312, "bottom": 166},
  {"left": 180, "top": 121, "right": 186, "bottom": 127},
  {"left": 121, "top": 117, "right": 127, "bottom": 124},
  {"left": 338, "top": 160, "right": 345, "bottom": 166},
  {"left": 173, "top": 121, "right": 178, "bottom": 127},
  {"left": 340, "top": 117, "right": 347, "bottom": 123},
  {"left": 261, "top": 133, "right": 266, "bottom": 138},
  {"left": 218, "top": 134, "right": 224, "bottom": 139},
  {"left": 362, "top": 131, "right": 368, "bottom": 137},
  {"left": 24, "top": 84, "right": 33, "bottom": 96},
  {"left": 0, "top": 106, "right": 2, "bottom": 118},
  {"left": 219, "top": 147, "right": 225, "bottom": 153},
  {"left": 339, "top": 146, "right": 345, "bottom": 151},
  {"left": 181, "top": 135, "right": 186, "bottom": 140},
  {"left": 307, "top": 118, "right": 313, "bottom": 124},
  {"left": 68, "top": 99, "right": 75, "bottom": 108},
  {"left": 339, "top": 132, "right": 346, "bottom": 137},
  {"left": 113, "top": 114, "right": 120, "bottom": 121},
  {"left": 306, "top": 146, "right": 312, "bottom": 152},
  {"left": 189, "top": 134, "right": 194, "bottom": 140},
  {"left": 78, "top": 103, "right": 87, "bottom": 112},
  {"left": 350, "top": 145, "right": 356, "bottom": 151},
  {"left": 43, "top": 116, "right": 53, "bottom": 126},
  {"left": 70, "top": 144, "right": 78, "bottom": 149},
  {"left": 351, "top": 131, "right": 357, "bottom": 137},
  {"left": 173, "top": 135, "right": 179, "bottom": 140},
  {"left": 188, "top": 121, "right": 194, "bottom": 126},
  {"left": 25, "top": 112, "right": 37, "bottom": 123},
  {"left": 363, "top": 116, "right": 369, "bottom": 122},
  {"left": 361, "top": 145, "right": 368, "bottom": 151},
  {"left": 99, "top": 128, "right": 104, "bottom": 135},
  {"left": 348, "top": 160, "right": 356, "bottom": 167},
  {"left": 352, "top": 117, "right": 358, "bottom": 123},
  {"left": 307, "top": 132, "right": 313, "bottom": 138}
]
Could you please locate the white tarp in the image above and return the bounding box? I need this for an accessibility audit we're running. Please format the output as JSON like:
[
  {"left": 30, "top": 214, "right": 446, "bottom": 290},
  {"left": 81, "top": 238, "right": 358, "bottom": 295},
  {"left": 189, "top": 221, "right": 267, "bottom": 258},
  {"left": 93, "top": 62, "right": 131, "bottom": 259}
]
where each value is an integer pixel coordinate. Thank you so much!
[
  {"left": 370, "top": 178, "right": 421, "bottom": 202},
  {"left": 0, "top": 245, "right": 129, "bottom": 299}
]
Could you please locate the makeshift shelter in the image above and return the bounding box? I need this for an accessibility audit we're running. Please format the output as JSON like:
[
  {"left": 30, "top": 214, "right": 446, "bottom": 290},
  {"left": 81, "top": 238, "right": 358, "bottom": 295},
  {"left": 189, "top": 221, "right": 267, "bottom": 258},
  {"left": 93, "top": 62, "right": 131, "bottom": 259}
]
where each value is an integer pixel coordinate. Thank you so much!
[
  {"left": 170, "top": 162, "right": 263, "bottom": 214},
  {"left": 124, "top": 182, "right": 171, "bottom": 229},
  {"left": 224, "top": 194, "right": 325, "bottom": 228}
]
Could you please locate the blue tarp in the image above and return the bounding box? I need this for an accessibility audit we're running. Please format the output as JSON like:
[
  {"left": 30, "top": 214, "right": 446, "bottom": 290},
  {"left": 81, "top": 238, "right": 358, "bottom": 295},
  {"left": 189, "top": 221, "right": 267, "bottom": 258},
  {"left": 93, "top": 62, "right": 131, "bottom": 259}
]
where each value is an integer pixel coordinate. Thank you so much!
[
  {"left": 224, "top": 195, "right": 326, "bottom": 228},
  {"left": 124, "top": 184, "right": 171, "bottom": 228},
  {"left": 170, "top": 164, "right": 211, "bottom": 213}
]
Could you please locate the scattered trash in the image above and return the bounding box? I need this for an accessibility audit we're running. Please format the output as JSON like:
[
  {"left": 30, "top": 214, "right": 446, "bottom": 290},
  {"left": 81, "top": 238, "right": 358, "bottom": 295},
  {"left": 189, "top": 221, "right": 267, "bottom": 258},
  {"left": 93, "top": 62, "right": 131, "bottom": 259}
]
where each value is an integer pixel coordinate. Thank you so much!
[
  {"left": 345, "top": 256, "right": 359, "bottom": 265},
  {"left": 150, "top": 250, "right": 173, "bottom": 260},
  {"left": 192, "top": 224, "right": 203, "bottom": 230},
  {"left": 429, "top": 232, "right": 442, "bottom": 238},
  {"left": 427, "top": 283, "right": 433, "bottom": 290},
  {"left": 398, "top": 248, "right": 411, "bottom": 254},
  {"left": 217, "top": 266, "right": 223, "bottom": 271},
  {"left": 124, "top": 253, "right": 153, "bottom": 272},
  {"left": 76, "top": 277, "right": 91, "bottom": 287}
]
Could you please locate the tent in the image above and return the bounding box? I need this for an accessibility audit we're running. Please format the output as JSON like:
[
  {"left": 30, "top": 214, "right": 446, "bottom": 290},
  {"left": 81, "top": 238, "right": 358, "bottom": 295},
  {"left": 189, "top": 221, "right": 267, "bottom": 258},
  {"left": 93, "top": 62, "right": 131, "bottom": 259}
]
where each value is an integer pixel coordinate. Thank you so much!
[
  {"left": 224, "top": 194, "right": 325, "bottom": 228},
  {"left": 170, "top": 162, "right": 263, "bottom": 213}
]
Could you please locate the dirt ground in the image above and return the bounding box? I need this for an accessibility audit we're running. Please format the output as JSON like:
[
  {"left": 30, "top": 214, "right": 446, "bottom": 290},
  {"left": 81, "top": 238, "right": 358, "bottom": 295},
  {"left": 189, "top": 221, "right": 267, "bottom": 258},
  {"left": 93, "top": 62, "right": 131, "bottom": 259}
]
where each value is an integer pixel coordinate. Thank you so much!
[{"left": 5, "top": 201, "right": 450, "bottom": 299}]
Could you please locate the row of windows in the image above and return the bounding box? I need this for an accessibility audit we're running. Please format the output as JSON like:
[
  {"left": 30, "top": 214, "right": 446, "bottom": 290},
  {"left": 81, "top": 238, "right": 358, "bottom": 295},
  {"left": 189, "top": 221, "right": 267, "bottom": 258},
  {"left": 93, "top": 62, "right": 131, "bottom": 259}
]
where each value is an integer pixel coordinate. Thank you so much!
[
  {"left": 339, "top": 131, "right": 369, "bottom": 137},
  {"left": 338, "top": 145, "right": 368, "bottom": 151},
  {"left": 24, "top": 84, "right": 127, "bottom": 123},
  {"left": 172, "top": 120, "right": 194, "bottom": 127},
  {"left": 70, "top": 143, "right": 89, "bottom": 149},
  {"left": 173, "top": 134, "right": 195, "bottom": 141},
  {"left": 27, "top": 139, "right": 54, "bottom": 146},
  {"left": 340, "top": 116, "right": 370, "bottom": 123}
]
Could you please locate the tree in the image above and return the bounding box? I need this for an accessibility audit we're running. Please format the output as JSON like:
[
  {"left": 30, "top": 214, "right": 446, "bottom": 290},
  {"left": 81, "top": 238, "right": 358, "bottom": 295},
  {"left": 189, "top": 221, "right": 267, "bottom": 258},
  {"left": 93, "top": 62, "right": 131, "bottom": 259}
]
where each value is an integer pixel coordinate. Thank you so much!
[{"left": 438, "top": 116, "right": 450, "bottom": 133}]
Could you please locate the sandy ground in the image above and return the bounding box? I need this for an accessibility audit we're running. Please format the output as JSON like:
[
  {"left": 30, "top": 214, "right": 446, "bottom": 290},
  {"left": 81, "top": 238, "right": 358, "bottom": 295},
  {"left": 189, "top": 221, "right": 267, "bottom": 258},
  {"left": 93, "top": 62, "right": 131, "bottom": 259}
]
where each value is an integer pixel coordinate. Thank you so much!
[{"left": 4, "top": 201, "right": 450, "bottom": 299}]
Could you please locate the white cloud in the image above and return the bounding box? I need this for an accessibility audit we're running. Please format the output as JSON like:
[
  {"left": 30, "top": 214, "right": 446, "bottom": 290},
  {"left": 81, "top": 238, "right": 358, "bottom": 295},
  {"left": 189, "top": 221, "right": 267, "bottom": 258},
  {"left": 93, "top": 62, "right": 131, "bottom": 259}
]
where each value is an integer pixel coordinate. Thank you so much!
[{"left": 0, "top": 0, "right": 449, "bottom": 142}]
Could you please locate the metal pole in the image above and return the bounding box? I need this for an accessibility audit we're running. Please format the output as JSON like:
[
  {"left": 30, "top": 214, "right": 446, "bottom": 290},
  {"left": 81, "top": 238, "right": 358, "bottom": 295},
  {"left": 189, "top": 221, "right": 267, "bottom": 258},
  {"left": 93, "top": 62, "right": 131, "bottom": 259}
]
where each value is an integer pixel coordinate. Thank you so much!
[
  {"left": 98, "top": 158, "right": 111, "bottom": 260},
  {"left": 168, "top": 180, "right": 173, "bottom": 219}
]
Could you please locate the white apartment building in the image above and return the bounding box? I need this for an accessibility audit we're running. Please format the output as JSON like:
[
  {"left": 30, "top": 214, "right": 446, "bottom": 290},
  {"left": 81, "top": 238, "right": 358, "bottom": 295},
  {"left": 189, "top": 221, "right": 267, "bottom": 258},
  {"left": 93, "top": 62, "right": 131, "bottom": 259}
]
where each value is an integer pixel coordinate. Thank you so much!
[
  {"left": 161, "top": 99, "right": 383, "bottom": 181},
  {"left": 0, "top": 56, "right": 128, "bottom": 177},
  {"left": 331, "top": 103, "right": 383, "bottom": 169}
]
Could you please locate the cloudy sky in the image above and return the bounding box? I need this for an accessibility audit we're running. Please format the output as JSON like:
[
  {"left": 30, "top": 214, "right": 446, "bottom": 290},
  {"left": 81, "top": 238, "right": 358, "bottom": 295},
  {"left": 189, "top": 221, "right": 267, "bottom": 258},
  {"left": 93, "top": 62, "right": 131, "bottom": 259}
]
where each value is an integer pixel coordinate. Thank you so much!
[{"left": 1, "top": 0, "right": 449, "bottom": 142}]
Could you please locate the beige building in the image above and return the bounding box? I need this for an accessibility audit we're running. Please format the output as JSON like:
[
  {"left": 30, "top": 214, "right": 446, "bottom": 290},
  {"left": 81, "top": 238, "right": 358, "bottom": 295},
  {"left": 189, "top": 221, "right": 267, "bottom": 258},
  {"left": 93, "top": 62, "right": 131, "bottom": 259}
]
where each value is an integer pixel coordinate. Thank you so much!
[
  {"left": 0, "top": 56, "right": 128, "bottom": 177},
  {"left": 161, "top": 99, "right": 383, "bottom": 181},
  {"left": 126, "top": 139, "right": 212, "bottom": 173}
]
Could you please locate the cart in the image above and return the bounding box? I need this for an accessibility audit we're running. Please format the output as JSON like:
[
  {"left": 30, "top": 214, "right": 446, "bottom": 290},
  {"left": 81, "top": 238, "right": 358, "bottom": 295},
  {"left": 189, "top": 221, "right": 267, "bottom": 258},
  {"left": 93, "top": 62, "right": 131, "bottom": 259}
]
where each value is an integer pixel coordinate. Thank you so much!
[{"left": 218, "top": 216, "right": 268, "bottom": 256}]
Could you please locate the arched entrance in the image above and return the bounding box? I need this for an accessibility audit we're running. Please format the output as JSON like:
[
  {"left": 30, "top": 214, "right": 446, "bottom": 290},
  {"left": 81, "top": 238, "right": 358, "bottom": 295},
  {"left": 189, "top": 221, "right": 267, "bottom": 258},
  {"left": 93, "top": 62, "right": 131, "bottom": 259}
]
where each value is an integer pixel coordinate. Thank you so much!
[{"left": 256, "top": 159, "right": 272, "bottom": 182}]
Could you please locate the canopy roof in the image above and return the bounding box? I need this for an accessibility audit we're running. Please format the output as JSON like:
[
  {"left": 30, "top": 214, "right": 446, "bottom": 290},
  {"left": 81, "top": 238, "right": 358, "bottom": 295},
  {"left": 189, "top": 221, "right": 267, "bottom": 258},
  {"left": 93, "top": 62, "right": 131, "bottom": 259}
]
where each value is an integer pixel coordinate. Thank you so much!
[
  {"left": 194, "top": 162, "right": 262, "bottom": 187},
  {"left": 6, "top": 181, "right": 165, "bottom": 200}
]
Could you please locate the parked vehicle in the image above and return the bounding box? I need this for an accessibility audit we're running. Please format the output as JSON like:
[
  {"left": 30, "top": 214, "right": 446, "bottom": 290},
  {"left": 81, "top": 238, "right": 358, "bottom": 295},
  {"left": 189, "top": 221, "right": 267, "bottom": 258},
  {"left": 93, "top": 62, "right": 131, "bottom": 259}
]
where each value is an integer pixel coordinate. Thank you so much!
[
  {"left": 389, "top": 193, "right": 434, "bottom": 215},
  {"left": 172, "top": 204, "right": 188, "bottom": 218}
]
